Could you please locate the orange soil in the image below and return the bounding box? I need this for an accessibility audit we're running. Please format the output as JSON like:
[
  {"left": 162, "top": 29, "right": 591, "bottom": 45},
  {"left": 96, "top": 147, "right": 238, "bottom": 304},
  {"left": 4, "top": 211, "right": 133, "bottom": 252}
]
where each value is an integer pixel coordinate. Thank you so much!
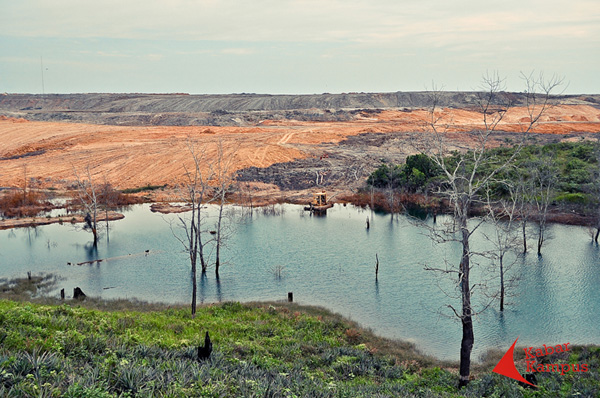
[{"left": 1, "top": 105, "right": 599, "bottom": 190}]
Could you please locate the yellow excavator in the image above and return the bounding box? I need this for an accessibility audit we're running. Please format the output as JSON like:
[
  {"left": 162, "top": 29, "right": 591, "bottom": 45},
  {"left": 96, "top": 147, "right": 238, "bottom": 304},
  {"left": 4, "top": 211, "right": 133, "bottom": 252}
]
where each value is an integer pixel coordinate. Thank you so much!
[{"left": 304, "top": 191, "right": 334, "bottom": 212}]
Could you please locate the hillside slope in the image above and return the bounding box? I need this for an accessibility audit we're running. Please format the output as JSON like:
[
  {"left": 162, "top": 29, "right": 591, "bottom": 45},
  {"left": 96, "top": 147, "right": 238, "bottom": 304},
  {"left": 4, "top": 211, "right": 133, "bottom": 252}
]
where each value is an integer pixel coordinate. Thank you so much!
[
  {"left": 1, "top": 92, "right": 599, "bottom": 126},
  {"left": 1, "top": 93, "right": 600, "bottom": 201}
]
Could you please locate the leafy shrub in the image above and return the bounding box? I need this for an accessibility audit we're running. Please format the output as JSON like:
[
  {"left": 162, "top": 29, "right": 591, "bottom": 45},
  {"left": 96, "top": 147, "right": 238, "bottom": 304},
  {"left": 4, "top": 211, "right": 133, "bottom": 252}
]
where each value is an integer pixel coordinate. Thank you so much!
[
  {"left": 367, "top": 154, "right": 441, "bottom": 192},
  {"left": 554, "top": 192, "right": 590, "bottom": 204}
]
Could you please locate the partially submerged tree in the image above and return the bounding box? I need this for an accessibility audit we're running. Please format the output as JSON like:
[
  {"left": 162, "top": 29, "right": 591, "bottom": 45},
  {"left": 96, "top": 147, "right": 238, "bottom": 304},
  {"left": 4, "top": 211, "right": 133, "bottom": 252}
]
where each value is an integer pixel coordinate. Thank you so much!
[
  {"left": 514, "top": 174, "right": 531, "bottom": 253},
  {"left": 172, "top": 140, "right": 215, "bottom": 317},
  {"left": 100, "top": 176, "right": 121, "bottom": 242},
  {"left": 73, "top": 165, "right": 99, "bottom": 246},
  {"left": 587, "top": 138, "right": 600, "bottom": 242},
  {"left": 212, "top": 140, "right": 237, "bottom": 279},
  {"left": 482, "top": 186, "right": 522, "bottom": 312},
  {"left": 172, "top": 138, "right": 238, "bottom": 316},
  {"left": 528, "top": 150, "right": 558, "bottom": 256},
  {"left": 419, "top": 72, "right": 562, "bottom": 387}
]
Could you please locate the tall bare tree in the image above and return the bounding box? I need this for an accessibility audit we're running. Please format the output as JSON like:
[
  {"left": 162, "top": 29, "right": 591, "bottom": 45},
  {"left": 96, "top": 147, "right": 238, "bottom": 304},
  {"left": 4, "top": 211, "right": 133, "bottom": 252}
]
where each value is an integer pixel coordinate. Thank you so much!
[
  {"left": 212, "top": 140, "right": 237, "bottom": 279},
  {"left": 514, "top": 174, "right": 531, "bottom": 253},
  {"left": 171, "top": 138, "right": 238, "bottom": 315},
  {"left": 172, "top": 140, "right": 215, "bottom": 317},
  {"left": 419, "top": 72, "right": 562, "bottom": 387},
  {"left": 528, "top": 150, "right": 558, "bottom": 256},
  {"left": 100, "top": 176, "right": 119, "bottom": 242},
  {"left": 73, "top": 165, "right": 99, "bottom": 246},
  {"left": 591, "top": 139, "right": 600, "bottom": 242},
  {"left": 482, "top": 186, "right": 522, "bottom": 312}
]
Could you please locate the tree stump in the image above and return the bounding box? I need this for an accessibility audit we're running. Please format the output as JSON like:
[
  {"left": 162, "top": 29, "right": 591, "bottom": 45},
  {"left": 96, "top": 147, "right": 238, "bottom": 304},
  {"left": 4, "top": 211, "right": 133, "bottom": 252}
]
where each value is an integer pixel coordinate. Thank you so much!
[
  {"left": 197, "top": 331, "right": 212, "bottom": 360},
  {"left": 73, "top": 287, "right": 86, "bottom": 300}
]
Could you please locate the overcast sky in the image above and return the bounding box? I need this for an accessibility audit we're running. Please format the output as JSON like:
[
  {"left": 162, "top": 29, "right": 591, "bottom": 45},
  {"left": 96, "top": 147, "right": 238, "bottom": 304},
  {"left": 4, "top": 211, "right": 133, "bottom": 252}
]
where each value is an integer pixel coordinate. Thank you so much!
[{"left": 1, "top": 0, "right": 598, "bottom": 94}]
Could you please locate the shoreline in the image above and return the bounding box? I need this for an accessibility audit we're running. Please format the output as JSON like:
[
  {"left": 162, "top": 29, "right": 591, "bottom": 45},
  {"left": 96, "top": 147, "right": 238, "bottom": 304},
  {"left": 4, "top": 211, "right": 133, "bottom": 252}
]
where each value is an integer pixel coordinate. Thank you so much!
[
  {"left": 0, "top": 188, "right": 596, "bottom": 230},
  {"left": 2, "top": 284, "right": 600, "bottom": 368},
  {"left": 0, "top": 211, "right": 125, "bottom": 230}
]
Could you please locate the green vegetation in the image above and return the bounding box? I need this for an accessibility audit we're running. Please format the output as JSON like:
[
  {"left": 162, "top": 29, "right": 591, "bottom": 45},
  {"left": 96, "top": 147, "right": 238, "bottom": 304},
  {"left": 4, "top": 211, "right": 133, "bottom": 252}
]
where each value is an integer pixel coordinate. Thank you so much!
[
  {"left": 1, "top": 276, "right": 599, "bottom": 397},
  {"left": 367, "top": 154, "right": 442, "bottom": 192},
  {"left": 476, "top": 141, "right": 599, "bottom": 203},
  {"left": 368, "top": 141, "right": 600, "bottom": 209},
  {"left": 121, "top": 185, "right": 167, "bottom": 194}
]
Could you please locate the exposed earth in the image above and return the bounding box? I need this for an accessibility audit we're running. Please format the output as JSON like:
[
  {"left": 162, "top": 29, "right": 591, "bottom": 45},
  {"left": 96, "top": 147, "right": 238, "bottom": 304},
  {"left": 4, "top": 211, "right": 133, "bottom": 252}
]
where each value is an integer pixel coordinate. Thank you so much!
[{"left": 1, "top": 92, "right": 600, "bottom": 205}]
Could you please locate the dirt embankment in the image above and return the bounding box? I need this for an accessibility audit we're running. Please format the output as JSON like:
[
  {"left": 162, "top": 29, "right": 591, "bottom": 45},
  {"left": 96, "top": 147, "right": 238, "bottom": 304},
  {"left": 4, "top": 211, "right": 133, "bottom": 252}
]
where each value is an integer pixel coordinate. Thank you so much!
[
  {"left": 1, "top": 93, "right": 600, "bottom": 206},
  {"left": 1, "top": 92, "right": 599, "bottom": 126}
]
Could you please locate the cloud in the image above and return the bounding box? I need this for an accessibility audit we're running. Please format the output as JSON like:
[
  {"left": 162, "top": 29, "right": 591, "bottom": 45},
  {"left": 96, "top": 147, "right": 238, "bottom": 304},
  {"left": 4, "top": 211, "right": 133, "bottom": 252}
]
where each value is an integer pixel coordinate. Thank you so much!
[
  {"left": 2, "top": 0, "right": 597, "bottom": 48},
  {"left": 220, "top": 48, "right": 255, "bottom": 55},
  {"left": 1, "top": 0, "right": 598, "bottom": 94}
]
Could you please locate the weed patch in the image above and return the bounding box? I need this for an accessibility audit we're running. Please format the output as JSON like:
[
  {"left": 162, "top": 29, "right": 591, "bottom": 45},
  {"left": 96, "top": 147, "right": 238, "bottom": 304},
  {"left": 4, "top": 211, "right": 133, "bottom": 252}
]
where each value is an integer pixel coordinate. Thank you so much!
[{"left": 0, "top": 297, "right": 598, "bottom": 397}]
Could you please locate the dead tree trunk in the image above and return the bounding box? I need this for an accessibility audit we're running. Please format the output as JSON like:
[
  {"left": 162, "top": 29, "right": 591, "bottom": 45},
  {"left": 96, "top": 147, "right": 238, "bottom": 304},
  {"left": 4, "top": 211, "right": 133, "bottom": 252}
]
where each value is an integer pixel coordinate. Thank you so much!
[
  {"left": 458, "top": 215, "right": 474, "bottom": 388},
  {"left": 499, "top": 254, "right": 505, "bottom": 312},
  {"left": 537, "top": 221, "right": 545, "bottom": 256},
  {"left": 215, "top": 191, "right": 225, "bottom": 279},
  {"left": 74, "top": 166, "right": 99, "bottom": 247},
  {"left": 522, "top": 219, "right": 528, "bottom": 253}
]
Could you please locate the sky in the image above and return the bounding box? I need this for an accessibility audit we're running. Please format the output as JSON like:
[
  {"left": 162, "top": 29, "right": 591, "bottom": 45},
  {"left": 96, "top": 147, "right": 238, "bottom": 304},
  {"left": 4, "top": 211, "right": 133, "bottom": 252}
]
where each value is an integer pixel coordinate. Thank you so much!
[{"left": 0, "top": 0, "right": 598, "bottom": 95}]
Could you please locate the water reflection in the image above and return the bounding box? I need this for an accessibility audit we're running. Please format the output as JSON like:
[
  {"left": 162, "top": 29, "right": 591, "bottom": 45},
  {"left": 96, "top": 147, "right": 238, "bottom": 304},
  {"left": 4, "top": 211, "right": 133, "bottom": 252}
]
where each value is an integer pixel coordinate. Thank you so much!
[
  {"left": 198, "top": 273, "right": 205, "bottom": 303},
  {"left": 84, "top": 242, "right": 99, "bottom": 260},
  {"left": 215, "top": 277, "right": 222, "bottom": 303},
  {"left": 1, "top": 203, "right": 599, "bottom": 360}
]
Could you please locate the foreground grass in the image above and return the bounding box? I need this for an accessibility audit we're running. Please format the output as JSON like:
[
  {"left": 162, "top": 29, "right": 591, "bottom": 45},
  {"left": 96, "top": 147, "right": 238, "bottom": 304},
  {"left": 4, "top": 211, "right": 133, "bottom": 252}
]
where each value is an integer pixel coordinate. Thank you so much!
[{"left": 0, "top": 278, "right": 599, "bottom": 397}]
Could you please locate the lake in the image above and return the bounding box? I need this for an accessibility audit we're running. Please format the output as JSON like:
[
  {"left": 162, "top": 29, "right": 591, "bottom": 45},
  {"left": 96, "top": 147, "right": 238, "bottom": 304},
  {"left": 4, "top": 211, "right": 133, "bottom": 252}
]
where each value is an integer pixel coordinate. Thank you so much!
[{"left": 1, "top": 203, "right": 599, "bottom": 361}]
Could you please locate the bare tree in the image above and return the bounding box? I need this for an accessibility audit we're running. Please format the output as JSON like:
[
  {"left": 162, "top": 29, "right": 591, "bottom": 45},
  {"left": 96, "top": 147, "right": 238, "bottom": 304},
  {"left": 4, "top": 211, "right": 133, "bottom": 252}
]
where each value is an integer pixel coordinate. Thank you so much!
[
  {"left": 172, "top": 140, "right": 215, "bottom": 317},
  {"left": 528, "top": 151, "right": 558, "bottom": 256},
  {"left": 514, "top": 174, "right": 531, "bottom": 253},
  {"left": 419, "top": 72, "right": 562, "bottom": 387},
  {"left": 212, "top": 140, "right": 238, "bottom": 279},
  {"left": 171, "top": 138, "right": 238, "bottom": 315},
  {"left": 482, "top": 186, "right": 522, "bottom": 312},
  {"left": 22, "top": 165, "right": 28, "bottom": 203},
  {"left": 237, "top": 181, "right": 255, "bottom": 218},
  {"left": 588, "top": 138, "right": 600, "bottom": 242},
  {"left": 73, "top": 165, "right": 99, "bottom": 246},
  {"left": 100, "top": 176, "right": 119, "bottom": 242}
]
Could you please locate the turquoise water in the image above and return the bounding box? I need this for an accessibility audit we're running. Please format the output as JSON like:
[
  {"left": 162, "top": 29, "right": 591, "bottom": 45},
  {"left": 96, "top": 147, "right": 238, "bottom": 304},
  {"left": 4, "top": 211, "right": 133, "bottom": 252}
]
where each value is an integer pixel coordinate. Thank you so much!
[{"left": 1, "top": 203, "right": 599, "bottom": 360}]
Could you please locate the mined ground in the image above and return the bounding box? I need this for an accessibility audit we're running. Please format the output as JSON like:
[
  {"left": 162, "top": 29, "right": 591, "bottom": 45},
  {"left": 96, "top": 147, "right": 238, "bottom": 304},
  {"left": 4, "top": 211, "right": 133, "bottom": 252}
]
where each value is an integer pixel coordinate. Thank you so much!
[{"left": 1, "top": 93, "right": 600, "bottom": 204}]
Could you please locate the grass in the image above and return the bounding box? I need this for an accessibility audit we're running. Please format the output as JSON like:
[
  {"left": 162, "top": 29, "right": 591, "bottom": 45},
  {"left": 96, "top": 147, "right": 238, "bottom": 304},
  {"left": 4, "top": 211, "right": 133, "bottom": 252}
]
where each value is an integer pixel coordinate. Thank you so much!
[
  {"left": 1, "top": 275, "right": 599, "bottom": 397},
  {"left": 121, "top": 185, "right": 167, "bottom": 194}
]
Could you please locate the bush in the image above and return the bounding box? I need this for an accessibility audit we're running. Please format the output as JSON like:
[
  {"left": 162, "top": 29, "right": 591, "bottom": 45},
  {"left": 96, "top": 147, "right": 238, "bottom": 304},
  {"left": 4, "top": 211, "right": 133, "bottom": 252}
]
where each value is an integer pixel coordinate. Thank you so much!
[
  {"left": 367, "top": 154, "right": 441, "bottom": 193},
  {"left": 554, "top": 192, "right": 590, "bottom": 204},
  {"left": 0, "top": 189, "right": 48, "bottom": 218}
]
